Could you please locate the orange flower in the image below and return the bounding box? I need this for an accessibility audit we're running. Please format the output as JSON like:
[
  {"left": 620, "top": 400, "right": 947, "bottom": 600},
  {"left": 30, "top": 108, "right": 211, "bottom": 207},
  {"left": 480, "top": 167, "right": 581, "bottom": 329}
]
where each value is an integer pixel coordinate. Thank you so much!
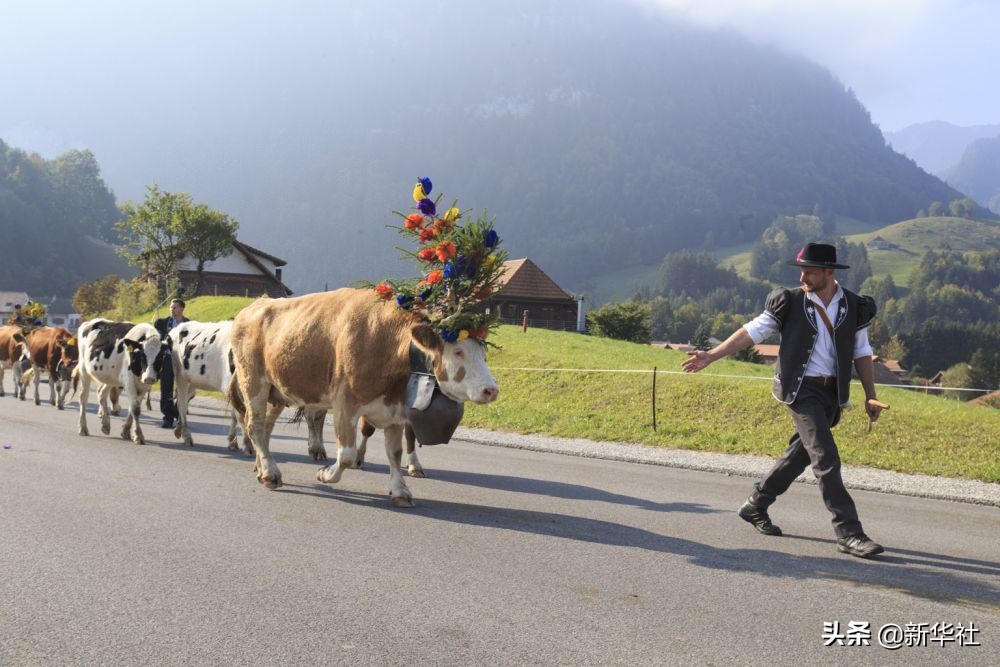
[
  {"left": 425, "top": 270, "right": 444, "bottom": 284},
  {"left": 374, "top": 283, "right": 393, "bottom": 299},
  {"left": 419, "top": 227, "right": 438, "bottom": 242},
  {"left": 417, "top": 248, "right": 436, "bottom": 262},
  {"left": 404, "top": 213, "right": 424, "bottom": 230},
  {"left": 435, "top": 241, "right": 457, "bottom": 262}
]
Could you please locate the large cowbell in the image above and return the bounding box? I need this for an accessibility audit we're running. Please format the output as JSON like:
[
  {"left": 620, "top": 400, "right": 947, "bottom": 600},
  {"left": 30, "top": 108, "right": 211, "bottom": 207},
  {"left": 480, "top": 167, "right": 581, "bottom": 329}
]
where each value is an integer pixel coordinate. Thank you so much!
[{"left": 404, "top": 343, "right": 464, "bottom": 446}]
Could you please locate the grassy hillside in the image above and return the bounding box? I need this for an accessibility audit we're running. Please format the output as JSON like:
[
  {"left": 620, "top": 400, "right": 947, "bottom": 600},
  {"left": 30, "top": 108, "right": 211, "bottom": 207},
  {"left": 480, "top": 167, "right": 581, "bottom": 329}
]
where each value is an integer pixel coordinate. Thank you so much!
[
  {"left": 464, "top": 326, "right": 999, "bottom": 483},
  {"left": 128, "top": 296, "right": 255, "bottom": 325},
  {"left": 123, "top": 296, "right": 999, "bottom": 483},
  {"left": 845, "top": 216, "right": 1000, "bottom": 284}
]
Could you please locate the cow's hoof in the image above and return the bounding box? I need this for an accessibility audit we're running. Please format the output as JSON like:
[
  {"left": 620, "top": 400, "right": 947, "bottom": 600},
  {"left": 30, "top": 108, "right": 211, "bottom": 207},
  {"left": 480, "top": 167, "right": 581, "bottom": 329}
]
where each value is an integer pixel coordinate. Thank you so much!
[
  {"left": 257, "top": 475, "right": 282, "bottom": 489},
  {"left": 408, "top": 465, "right": 426, "bottom": 478},
  {"left": 120, "top": 429, "right": 131, "bottom": 441},
  {"left": 101, "top": 424, "right": 111, "bottom": 436},
  {"left": 309, "top": 448, "right": 328, "bottom": 462},
  {"left": 173, "top": 425, "right": 183, "bottom": 439},
  {"left": 79, "top": 427, "right": 89, "bottom": 437},
  {"left": 184, "top": 438, "right": 194, "bottom": 447},
  {"left": 392, "top": 496, "right": 415, "bottom": 509},
  {"left": 134, "top": 437, "right": 145, "bottom": 446}
]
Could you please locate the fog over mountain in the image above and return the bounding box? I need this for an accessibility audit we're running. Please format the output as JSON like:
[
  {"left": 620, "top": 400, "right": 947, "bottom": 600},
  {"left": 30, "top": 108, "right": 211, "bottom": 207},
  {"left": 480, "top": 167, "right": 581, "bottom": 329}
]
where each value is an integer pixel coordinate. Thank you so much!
[
  {"left": 884, "top": 121, "right": 1000, "bottom": 177},
  {"left": 0, "top": 0, "right": 978, "bottom": 295}
]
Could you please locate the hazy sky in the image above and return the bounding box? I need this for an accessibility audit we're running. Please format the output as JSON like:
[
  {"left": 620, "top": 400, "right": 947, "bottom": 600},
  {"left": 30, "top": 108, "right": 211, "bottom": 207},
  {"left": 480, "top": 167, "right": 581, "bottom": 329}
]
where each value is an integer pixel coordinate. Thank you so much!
[
  {"left": 2, "top": 0, "right": 997, "bottom": 172},
  {"left": 646, "top": 0, "right": 1000, "bottom": 131}
]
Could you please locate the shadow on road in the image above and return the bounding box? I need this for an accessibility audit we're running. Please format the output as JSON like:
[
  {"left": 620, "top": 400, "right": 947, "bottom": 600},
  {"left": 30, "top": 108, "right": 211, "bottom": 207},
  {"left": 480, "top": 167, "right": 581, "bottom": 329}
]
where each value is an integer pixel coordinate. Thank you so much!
[
  {"left": 355, "top": 462, "right": 720, "bottom": 514},
  {"left": 280, "top": 483, "right": 1000, "bottom": 611}
]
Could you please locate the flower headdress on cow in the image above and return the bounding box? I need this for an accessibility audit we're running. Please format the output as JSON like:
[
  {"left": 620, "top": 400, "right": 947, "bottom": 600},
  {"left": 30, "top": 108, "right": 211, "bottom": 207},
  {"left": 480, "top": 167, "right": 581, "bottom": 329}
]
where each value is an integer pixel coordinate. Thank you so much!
[
  {"left": 368, "top": 178, "right": 508, "bottom": 344},
  {"left": 7, "top": 300, "right": 48, "bottom": 335}
]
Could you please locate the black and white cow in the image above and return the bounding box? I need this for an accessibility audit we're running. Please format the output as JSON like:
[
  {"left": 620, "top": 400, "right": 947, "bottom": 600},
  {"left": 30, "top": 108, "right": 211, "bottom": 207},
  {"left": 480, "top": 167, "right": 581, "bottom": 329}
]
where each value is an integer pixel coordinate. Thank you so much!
[
  {"left": 76, "top": 319, "right": 165, "bottom": 444},
  {"left": 167, "top": 320, "right": 247, "bottom": 451}
]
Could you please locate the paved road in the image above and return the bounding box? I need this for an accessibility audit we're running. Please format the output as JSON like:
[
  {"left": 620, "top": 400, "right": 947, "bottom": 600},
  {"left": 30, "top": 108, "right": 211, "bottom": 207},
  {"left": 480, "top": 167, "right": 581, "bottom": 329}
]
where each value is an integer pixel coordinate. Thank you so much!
[{"left": 1, "top": 395, "right": 998, "bottom": 665}]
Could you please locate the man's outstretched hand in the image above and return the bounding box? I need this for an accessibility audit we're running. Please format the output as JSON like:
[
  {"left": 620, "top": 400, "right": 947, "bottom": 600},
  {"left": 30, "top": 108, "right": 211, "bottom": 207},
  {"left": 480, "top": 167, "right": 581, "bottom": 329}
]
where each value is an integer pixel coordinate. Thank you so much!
[{"left": 682, "top": 350, "right": 714, "bottom": 373}]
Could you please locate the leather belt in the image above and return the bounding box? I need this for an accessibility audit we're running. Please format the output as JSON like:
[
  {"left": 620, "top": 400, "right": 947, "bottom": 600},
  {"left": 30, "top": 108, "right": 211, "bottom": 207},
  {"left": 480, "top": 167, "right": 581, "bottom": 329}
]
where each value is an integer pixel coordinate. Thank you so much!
[{"left": 804, "top": 375, "right": 836, "bottom": 386}]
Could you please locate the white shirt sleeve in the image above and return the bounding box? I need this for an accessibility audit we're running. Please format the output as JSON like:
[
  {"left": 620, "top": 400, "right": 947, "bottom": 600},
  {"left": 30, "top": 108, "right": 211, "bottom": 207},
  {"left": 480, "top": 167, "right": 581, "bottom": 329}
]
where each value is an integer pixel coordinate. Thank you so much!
[
  {"left": 853, "top": 326, "right": 873, "bottom": 359},
  {"left": 743, "top": 311, "right": 779, "bottom": 345}
]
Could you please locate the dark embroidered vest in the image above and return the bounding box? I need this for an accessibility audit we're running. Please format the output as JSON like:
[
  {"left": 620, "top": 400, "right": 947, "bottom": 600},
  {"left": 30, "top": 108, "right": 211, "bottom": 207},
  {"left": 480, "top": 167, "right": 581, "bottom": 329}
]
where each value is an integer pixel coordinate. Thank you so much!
[{"left": 763, "top": 287, "right": 876, "bottom": 406}]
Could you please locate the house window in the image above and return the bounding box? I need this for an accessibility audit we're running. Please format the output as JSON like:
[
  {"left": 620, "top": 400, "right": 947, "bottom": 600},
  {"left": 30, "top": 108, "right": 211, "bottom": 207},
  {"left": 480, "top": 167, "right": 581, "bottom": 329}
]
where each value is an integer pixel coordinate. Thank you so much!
[{"left": 275, "top": 268, "right": 282, "bottom": 281}]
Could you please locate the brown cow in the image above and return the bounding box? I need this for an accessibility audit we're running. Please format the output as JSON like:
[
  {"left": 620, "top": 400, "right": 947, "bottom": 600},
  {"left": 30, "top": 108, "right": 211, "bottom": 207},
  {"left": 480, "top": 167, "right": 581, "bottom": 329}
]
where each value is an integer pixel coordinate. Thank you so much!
[
  {"left": 24, "top": 326, "right": 79, "bottom": 408},
  {"left": 0, "top": 325, "right": 30, "bottom": 399},
  {"left": 229, "top": 288, "right": 498, "bottom": 506}
]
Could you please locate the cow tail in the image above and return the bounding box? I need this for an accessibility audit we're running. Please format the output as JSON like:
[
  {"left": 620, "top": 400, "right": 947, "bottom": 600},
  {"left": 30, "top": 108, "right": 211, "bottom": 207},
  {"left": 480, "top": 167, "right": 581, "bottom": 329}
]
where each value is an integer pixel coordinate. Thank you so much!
[
  {"left": 289, "top": 407, "right": 305, "bottom": 425},
  {"left": 226, "top": 373, "right": 246, "bottom": 419},
  {"left": 69, "top": 365, "right": 80, "bottom": 400}
]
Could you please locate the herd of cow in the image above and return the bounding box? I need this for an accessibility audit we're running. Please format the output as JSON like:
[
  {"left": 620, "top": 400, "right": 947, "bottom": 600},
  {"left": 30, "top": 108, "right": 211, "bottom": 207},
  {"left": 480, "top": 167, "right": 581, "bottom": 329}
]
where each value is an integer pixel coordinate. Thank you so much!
[{"left": 0, "top": 288, "right": 500, "bottom": 507}]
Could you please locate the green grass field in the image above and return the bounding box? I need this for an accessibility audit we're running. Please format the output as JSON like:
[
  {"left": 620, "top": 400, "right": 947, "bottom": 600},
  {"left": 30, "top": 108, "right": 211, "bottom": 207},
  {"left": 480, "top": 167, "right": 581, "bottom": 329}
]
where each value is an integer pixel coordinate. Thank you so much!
[
  {"left": 118, "top": 297, "right": 999, "bottom": 483},
  {"left": 463, "top": 325, "right": 1000, "bottom": 483}
]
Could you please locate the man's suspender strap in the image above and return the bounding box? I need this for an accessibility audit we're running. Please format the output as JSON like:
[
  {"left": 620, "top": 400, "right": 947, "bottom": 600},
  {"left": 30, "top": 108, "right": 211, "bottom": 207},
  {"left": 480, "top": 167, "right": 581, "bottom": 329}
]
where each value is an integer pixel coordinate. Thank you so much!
[{"left": 815, "top": 304, "right": 836, "bottom": 338}]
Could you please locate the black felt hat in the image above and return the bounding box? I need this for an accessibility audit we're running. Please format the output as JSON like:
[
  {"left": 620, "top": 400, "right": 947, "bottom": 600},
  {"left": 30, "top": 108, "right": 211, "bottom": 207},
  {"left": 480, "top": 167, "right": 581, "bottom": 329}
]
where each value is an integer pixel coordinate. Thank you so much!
[{"left": 786, "top": 243, "right": 849, "bottom": 269}]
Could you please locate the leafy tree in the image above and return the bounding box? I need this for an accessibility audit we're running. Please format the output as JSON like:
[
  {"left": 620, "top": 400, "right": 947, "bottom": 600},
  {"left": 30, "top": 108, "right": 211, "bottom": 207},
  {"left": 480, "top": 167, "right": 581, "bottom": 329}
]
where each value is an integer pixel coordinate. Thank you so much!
[
  {"left": 116, "top": 184, "right": 238, "bottom": 298},
  {"left": 860, "top": 274, "right": 897, "bottom": 310},
  {"left": 736, "top": 346, "right": 763, "bottom": 364},
  {"left": 691, "top": 323, "right": 712, "bottom": 351},
  {"left": 183, "top": 204, "right": 239, "bottom": 296},
  {"left": 658, "top": 250, "right": 741, "bottom": 299},
  {"left": 878, "top": 334, "right": 908, "bottom": 363},
  {"left": 928, "top": 201, "right": 946, "bottom": 217},
  {"left": 586, "top": 300, "right": 651, "bottom": 343},
  {"left": 649, "top": 297, "right": 673, "bottom": 340},
  {"left": 948, "top": 197, "right": 975, "bottom": 219},
  {"left": 968, "top": 349, "right": 1000, "bottom": 392},
  {"left": 72, "top": 274, "right": 124, "bottom": 317},
  {"left": 110, "top": 278, "right": 159, "bottom": 321},
  {"left": 940, "top": 362, "right": 973, "bottom": 401}
]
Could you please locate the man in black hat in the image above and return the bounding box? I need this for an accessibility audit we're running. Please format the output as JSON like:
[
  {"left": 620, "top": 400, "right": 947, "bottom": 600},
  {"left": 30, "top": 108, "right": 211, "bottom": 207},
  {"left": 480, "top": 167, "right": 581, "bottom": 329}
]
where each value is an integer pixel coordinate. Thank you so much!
[{"left": 682, "top": 243, "right": 885, "bottom": 558}]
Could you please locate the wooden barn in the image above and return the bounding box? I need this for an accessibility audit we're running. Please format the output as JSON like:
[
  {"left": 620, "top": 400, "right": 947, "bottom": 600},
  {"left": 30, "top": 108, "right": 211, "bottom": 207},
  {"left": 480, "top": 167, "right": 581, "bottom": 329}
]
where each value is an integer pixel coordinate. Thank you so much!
[{"left": 484, "top": 258, "right": 582, "bottom": 331}]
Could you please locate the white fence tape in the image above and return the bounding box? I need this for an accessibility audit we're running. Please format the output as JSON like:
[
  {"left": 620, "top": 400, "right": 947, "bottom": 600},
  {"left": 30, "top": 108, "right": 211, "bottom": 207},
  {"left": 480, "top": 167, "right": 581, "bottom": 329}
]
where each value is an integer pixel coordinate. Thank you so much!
[{"left": 490, "top": 367, "right": 996, "bottom": 394}]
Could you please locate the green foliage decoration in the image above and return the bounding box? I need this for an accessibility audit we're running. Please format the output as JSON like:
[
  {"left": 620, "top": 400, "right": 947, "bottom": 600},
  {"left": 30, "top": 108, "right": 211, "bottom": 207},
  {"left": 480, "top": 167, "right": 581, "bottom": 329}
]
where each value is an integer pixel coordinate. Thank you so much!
[{"left": 364, "top": 178, "right": 508, "bottom": 343}]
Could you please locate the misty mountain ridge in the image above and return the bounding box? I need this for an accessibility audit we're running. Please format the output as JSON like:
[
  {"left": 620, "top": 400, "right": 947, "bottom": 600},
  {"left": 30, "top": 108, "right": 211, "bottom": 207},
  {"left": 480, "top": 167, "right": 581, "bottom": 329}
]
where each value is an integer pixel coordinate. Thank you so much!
[
  {"left": 944, "top": 137, "right": 1000, "bottom": 214},
  {"left": 2, "top": 1, "right": 988, "bottom": 297},
  {"left": 884, "top": 120, "right": 1000, "bottom": 176}
]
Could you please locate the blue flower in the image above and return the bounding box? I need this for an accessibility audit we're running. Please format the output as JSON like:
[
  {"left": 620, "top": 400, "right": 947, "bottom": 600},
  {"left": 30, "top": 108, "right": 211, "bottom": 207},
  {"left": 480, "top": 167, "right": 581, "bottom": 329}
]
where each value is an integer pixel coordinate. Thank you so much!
[
  {"left": 396, "top": 294, "right": 415, "bottom": 309},
  {"left": 485, "top": 230, "right": 499, "bottom": 248},
  {"left": 419, "top": 288, "right": 433, "bottom": 301},
  {"left": 440, "top": 329, "right": 459, "bottom": 343},
  {"left": 417, "top": 198, "right": 436, "bottom": 216},
  {"left": 443, "top": 262, "right": 456, "bottom": 279},
  {"left": 418, "top": 177, "right": 432, "bottom": 196}
]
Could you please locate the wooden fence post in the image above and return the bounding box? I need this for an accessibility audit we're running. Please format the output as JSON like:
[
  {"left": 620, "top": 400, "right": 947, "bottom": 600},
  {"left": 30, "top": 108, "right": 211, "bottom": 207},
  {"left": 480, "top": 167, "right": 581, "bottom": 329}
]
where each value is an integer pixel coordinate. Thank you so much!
[
  {"left": 522, "top": 310, "right": 529, "bottom": 333},
  {"left": 652, "top": 366, "right": 657, "bottom": 431}
]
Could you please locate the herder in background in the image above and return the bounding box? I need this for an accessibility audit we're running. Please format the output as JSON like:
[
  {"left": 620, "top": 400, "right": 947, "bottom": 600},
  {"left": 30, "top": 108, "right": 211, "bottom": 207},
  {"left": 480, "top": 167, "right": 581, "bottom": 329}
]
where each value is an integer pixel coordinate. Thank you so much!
[
  {"left": 681, "top": 243, "right": 885, "bottom": 558},
  {"left": 154, "top": 298, "right": 189, "bottom": 429}
]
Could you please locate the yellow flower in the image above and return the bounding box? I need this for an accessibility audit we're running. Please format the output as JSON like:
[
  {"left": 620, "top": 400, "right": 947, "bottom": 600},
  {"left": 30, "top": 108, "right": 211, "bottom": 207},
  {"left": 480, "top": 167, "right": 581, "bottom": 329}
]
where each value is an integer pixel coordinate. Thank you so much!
[
  {"left": 443, "top": 207, "right": 460, "bottom": 222},
  {"left": 458, "top": 330, "right": 469, "bottom": 341},
  {"left": 412, "top": 183, "right": 426, "bottom": 202}
]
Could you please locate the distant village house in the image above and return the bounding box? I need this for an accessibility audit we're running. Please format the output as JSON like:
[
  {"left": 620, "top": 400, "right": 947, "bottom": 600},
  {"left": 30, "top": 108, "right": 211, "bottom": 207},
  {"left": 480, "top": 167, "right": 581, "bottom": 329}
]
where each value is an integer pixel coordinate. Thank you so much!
[{"left": 174, "top": 239, "right": 293, "bottom": 298}]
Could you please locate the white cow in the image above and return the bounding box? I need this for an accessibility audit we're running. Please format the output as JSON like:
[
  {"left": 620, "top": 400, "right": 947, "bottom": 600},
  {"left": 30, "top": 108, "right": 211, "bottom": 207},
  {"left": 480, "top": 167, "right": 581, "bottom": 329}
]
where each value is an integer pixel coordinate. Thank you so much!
[
  {"left": 167, "top": 320, "right": 247, "bottom": 451},
  {"left": 76, "top": 319, "right": 165, "bottom": 444}
]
